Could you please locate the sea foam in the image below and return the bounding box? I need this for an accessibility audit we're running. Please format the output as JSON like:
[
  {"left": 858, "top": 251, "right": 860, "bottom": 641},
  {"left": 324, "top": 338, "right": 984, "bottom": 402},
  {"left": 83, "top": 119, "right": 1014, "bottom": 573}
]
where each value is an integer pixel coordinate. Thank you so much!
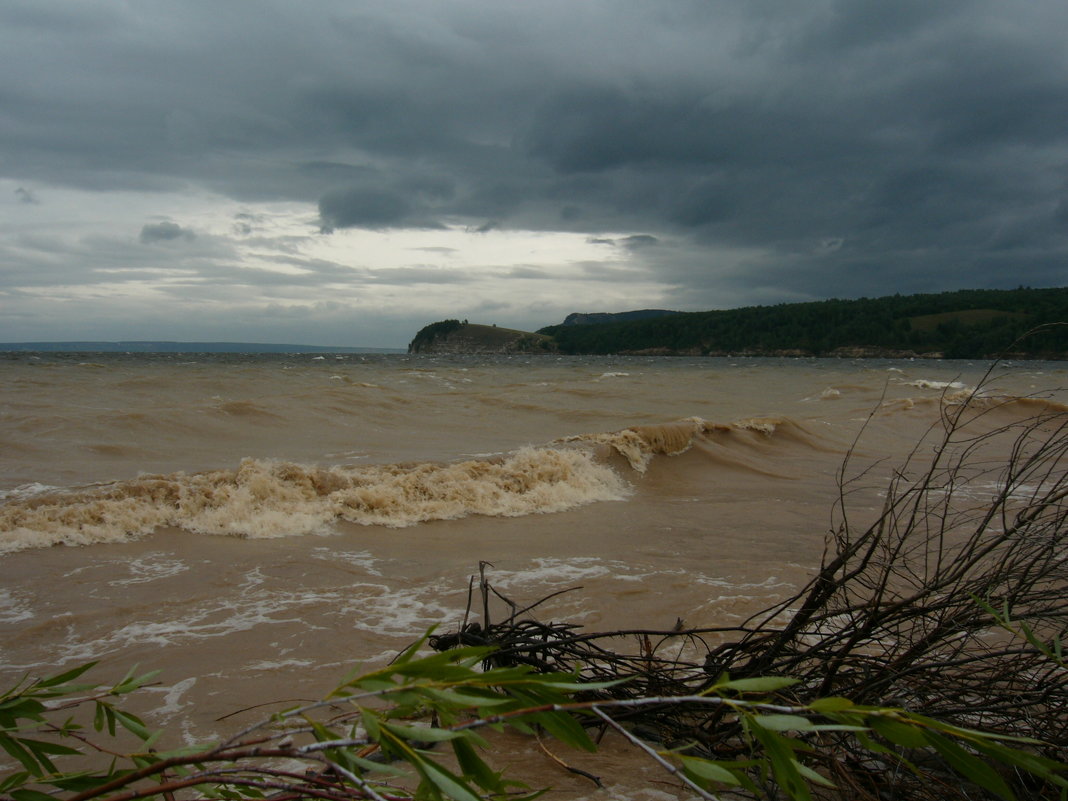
[{"left": 0, "top": 446, "right": 629, "bottom": 552}]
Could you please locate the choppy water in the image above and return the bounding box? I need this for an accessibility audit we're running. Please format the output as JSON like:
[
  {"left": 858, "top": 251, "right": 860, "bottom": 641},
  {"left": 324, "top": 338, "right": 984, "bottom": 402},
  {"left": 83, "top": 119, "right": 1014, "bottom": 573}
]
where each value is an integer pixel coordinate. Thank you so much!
[{"left": 2, "top": 352, "right": 1065, "bottom": 796}]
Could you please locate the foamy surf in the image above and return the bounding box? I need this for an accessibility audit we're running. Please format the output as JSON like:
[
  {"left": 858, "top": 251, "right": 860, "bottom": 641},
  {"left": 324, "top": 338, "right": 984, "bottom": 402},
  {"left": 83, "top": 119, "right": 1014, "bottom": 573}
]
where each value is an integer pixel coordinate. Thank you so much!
[
  {"left": 2, "top": 384, "right": 1052, "bottom": 553},
  {"left": 567, "top": 416, "right": 821, "bottom": 472},
  {"left": 566, "top": 419, "right": 708, "bottom": 472},
  {"left": 31, "top": 578, "right": 464, "bottom": 668},
  {"left": 0, "top": 446, "right": 629, "bottom": 553},
  {"left": 0, "top": 413, "right": 842, "bottom": 552}
]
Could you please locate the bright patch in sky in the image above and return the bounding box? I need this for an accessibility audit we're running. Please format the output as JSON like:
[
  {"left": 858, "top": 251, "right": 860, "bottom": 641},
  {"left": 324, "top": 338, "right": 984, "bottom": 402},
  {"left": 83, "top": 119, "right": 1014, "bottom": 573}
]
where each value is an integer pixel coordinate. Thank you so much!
[{"left": 0, "top": 181, "right": 666, "bottom": 346}]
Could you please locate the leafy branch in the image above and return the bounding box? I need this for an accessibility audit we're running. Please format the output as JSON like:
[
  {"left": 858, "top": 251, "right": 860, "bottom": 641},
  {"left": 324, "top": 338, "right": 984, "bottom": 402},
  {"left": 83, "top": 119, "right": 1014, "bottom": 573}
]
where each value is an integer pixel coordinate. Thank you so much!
[{"left": 2, "top": 629, "right": 1067, "bottom": 801}]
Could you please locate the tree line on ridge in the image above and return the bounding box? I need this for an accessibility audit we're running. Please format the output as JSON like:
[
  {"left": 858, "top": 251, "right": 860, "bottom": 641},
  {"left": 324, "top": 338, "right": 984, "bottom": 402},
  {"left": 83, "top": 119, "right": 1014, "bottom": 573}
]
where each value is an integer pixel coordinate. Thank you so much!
[{"left": 537, "top": 286, "right": 1068, "bottom": 358}]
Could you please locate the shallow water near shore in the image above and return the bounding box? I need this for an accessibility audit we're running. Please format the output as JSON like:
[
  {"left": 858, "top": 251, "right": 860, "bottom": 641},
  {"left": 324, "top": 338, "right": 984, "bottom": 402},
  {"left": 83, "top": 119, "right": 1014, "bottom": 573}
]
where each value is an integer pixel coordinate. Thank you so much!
[{"left": 2, "top": 352, "right": 1065, "bottom": 796}]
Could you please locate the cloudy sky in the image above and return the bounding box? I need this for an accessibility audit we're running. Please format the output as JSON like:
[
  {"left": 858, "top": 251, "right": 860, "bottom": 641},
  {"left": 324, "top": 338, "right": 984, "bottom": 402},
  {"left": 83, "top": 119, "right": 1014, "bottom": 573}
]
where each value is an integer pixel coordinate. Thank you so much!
[{"left": 3, "top": 1, "right": 1067, "bottom": 347}]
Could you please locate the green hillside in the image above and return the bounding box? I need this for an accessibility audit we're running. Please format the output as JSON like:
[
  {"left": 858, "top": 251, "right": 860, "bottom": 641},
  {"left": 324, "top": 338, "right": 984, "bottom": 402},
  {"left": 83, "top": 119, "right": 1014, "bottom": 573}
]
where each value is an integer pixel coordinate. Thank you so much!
[
  {"left": 538, "top": 287, "right": 1068, "bottom": 359},
  {"left": 408, "top": 320, "right": 556, "bottom": 354}
]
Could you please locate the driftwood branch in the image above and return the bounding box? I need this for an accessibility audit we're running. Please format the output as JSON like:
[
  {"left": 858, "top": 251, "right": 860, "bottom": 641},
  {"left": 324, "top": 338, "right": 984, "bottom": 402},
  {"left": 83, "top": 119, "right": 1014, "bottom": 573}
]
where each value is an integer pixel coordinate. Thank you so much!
[{"left": 430, "top": 381, "right": 1068, "bottom": 800}]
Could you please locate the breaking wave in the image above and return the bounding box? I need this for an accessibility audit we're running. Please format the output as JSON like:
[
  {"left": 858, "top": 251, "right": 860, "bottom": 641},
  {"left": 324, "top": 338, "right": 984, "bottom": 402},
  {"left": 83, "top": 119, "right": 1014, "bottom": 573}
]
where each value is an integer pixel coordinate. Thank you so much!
[
  {"left": 6, "top": 390, "right": 1048, "bottom": 554},
  {"left": 0, "top": 446, "right": 629, "bottom": 553},
  {"left": 565, "top": 416, "right": 827, "bottom": 472}
]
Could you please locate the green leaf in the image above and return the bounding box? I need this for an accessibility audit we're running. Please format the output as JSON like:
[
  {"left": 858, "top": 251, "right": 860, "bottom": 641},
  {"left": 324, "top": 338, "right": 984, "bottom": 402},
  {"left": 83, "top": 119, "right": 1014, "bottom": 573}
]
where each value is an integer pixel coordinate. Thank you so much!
[
  {"left": 907, "top": 712, "right": 1042, "bottom": 745},
  {"left": 0, "top": 698, "right": 46, "bottom": 721},
  {"left": 530, "top": 709, "right": 597, "bottom": 752},
  {"left": 679, "top": 755, "right": 743, "bottom": 786},
  {"left": 869, "top": 716, "right": 927, "bottom": 749},
  {"left": 752, "top": 714, "right": 817, "bottom": 732},
  {"left": 925, "top": 731, "right": 1016, "bottom": 801},
  {"left": 968, "top": 738, "right": 1068, "bottom": 786},
  {"left": 381, "top": 721, "right": 463, "bottom": 743},
  {"left": 476, "top": 664, "right": 544, "bottom": 682},
  {"left": 713, "top": 676, "right": 800, "bottom": 693},
  {"left": 318, "top": 746, "right": 366, "bottom": 784},
  {"left": 808, "top": 724, "right": 869, "bottom": 732},
  {"left": 794, "top": 761, "right": 835, "bottom": 788},
  {"left": 452, "top": 737, "right": 506, "bottom": 793},
  {"left": 12, "top": 789, "right": 62, "bottom": 801},
  {"left": 148, "top": 743, "right": 218, "bottom": 760},
  {"left": 36, "top": 662, "right": 99, "bottom": 689},
  {"left": 96, "top": 703, "right": 117, "bottom": 736},
  {"left": 110, "top": 667, "right": 161, "bottom": 695},
  {"left": 360, "top": 708, "right": 381, "bottom": 742},
  {"left": 378, "top": 689, "right": 422, "bottom": 712},
  {"left": 56, "top": 716, "right": 82, "bottom": 736},
  {"left": 507, "top": 718, "right": 536, "bottom": 737},
  {"left": 18, "top": 737, "right": 82, "bottom": 775},
  {"left": 390, "top": 629, "right": 436, "bottom": 666},
  {"left": 421, "top": 687, "right": 513, "bottom": 709},
  {"left": 0, "top": 771, "right": 30, "bottom": 794},
  {"left": 131, "top": 754, "right": 157, "bottom": 769},
  {"left": 48, "top": 773, "right": 121, "bottom": 792},
  {"left": 855, "top": 730, "right": 914, "bottom": 766},
  {"left": 305, "top": 718, "right": 343, "bottom": 747},
  {"left": 112, "top": 708, "right": 154, "bottom": 741},
  {"left": 748, "top": 722, "right": 811, "bottom": 801},
  {"left": 0, "top": 734, "right": 43, "bottom": 777},
  {"left": 388, "top": 646, "right": 495, "bottom": 680},
  {"left": 348, "top": 752, "right": 410, "bottom": 778},
  {"left": 19, "top": 738, "right": 82, "bottom": 757},
  {"left": 419, "top": 757, "right": 484, "bottom": 801},
  {"left": 112, "top": 664, "right": 141, "bottom": 691},
  {"left": 807, "top": 696, "right": 854, "bottom": 713},
  {"left": 349, "top": 678, "right": 394, "bottom": 693},
  {"left": 525, "top": 677, "right": 623, "bottom": 693}
]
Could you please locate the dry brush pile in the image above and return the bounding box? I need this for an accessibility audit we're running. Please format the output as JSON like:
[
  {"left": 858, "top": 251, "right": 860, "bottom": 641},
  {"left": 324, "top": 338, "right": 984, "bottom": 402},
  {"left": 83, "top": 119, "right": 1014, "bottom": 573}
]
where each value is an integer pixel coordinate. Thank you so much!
[{"left": 430, "top": 383, "right": 1068, "bottom": 800}]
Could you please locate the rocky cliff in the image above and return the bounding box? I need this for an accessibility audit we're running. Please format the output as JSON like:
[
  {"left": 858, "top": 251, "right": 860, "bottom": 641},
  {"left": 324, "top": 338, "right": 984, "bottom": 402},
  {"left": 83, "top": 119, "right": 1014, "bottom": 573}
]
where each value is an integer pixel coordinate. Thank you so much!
[{"left": 408, "top": 321, "right": 557, "bottom": 354}]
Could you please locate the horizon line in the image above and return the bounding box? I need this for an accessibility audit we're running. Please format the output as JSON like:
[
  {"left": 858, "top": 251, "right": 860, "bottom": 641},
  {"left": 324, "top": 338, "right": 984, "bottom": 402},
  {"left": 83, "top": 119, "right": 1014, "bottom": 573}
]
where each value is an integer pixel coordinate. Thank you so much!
[{"left": 0, "top": 340, "right": 407, "bottom": 353}]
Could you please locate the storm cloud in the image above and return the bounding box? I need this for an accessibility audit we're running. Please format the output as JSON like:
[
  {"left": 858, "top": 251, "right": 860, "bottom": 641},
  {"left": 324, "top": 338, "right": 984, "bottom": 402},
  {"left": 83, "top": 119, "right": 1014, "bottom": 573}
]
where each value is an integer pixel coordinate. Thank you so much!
[
  {"left": 14, "top": 187, "right": 39, "bottom": 205},
  {"left": 2, "top": 0, "right": 1067, "bottom": 346},
  {"left": 140, "top": 221, "right": 196, "bottom": 244}
]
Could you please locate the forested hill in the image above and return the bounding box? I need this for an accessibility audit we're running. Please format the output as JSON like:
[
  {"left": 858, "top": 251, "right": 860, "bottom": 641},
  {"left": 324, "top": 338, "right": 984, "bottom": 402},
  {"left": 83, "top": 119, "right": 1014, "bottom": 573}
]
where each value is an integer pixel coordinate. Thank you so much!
[{"left": 537, "top": 287, "right": 1068, "bottom": 359}]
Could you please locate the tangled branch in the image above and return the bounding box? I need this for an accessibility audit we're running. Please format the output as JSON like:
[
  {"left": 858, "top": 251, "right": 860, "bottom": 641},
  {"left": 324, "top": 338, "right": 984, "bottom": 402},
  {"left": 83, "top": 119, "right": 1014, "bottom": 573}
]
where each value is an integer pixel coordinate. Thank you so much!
[{"left": 429, "top": 380, "right": 1068, "bottom": 799}]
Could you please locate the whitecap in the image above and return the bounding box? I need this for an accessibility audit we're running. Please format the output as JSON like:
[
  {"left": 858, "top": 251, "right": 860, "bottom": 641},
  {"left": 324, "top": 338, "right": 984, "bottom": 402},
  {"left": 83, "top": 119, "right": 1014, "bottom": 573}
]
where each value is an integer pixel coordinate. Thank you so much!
[{"left": 0, "top": 588, "right": 34, "bottom": 624}]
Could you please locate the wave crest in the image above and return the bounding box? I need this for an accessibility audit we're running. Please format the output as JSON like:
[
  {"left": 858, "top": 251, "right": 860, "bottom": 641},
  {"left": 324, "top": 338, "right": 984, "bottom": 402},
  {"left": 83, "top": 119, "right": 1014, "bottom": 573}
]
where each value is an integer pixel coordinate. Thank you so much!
[
  {"left": 567, "top": 416, "right": 820, "bottom": 472},
  {"left": 0, "top": 447, "right": 629, "bottom": 553}
]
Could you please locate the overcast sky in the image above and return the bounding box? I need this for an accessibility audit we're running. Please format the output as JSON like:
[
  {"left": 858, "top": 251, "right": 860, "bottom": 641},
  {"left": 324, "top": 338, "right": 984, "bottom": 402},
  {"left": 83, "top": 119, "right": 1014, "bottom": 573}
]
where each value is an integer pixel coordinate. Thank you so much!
[{"left": 2, "top": 1, "right": 1067, "bottom": 347}]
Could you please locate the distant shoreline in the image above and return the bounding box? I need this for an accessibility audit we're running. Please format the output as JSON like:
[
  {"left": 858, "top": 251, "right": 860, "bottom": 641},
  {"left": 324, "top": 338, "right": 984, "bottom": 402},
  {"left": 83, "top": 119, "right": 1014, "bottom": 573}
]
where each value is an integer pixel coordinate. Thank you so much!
[{"left": 0, "top": 341, "right": 406, "bottom": 354}]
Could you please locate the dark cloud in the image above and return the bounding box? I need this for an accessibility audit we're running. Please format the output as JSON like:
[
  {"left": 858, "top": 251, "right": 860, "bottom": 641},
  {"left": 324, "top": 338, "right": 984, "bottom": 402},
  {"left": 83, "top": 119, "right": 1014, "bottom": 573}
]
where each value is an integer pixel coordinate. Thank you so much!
[
  {"left": 622, "top": 235, "right": 658, "bottom": 250},
  {"left": 14, "top": 186, "right": 39, "bottom": 204},
  {"left": 3, "top": 0, "right": 1068, "bottom": 335},
  {"left": 139, "top": 221, "right": 196, "bottom": 244},
  {"left": 508, "top": 266, "right": 550, "bottom": 279},
  {"left": 318, "top": 187, "right": 415, "bottom": 232},
  {"left": 797, "top": 0, "right": 971, "bottom": 53},
  {"left": 587, "top": 234, "right": 659, "bottom": 251},
  {"left": 232, "top": 212, "right": 263, "bottom": 236}
]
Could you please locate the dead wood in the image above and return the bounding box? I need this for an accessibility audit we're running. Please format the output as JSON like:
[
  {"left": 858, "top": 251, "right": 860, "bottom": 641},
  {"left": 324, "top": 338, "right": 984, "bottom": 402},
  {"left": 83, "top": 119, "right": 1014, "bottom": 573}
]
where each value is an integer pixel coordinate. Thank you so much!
[{"left": 428, "top": 380, "right": 1068, "bottom": 800}]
